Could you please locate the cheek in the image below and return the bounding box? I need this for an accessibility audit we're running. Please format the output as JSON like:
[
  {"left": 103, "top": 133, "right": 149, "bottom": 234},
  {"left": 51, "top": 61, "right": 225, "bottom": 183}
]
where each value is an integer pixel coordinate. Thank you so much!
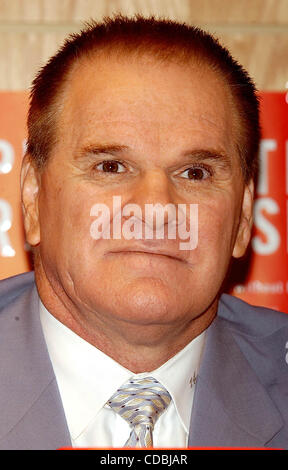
[
  {"left": 196, "top": 196, "right": 241, "bottom": 258},
  {"left": 38, "top": 176, "right": 90, "bottom": 259}
]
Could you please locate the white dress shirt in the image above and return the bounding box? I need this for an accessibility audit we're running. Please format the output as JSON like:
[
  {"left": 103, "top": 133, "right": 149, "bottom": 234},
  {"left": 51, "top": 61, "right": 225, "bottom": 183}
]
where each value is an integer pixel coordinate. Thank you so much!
[{"left": 39, "top": 300, "right": 206, "bottom": 448}]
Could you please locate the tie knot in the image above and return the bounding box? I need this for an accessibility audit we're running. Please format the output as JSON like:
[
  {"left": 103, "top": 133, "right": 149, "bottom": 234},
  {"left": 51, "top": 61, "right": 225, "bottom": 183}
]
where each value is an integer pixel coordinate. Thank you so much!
[{"left": 107, "top": 377, "right": 171, "bottom": 429}]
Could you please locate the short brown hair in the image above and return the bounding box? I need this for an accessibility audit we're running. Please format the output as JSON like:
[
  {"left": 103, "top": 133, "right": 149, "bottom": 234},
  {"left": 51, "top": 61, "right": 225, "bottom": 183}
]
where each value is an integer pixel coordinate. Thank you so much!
[{"left": 27, "top": 15, "right": 260, "bottom": 182}]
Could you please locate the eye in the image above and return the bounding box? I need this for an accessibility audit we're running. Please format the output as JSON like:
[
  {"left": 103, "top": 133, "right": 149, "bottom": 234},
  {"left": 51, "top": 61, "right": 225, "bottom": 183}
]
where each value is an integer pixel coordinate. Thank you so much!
[
  {"left": 95, "top": 160, "right": 125, "bottom": 173},
  {"left": 180, "top": 166, "right": 211, "bottom": 181}
]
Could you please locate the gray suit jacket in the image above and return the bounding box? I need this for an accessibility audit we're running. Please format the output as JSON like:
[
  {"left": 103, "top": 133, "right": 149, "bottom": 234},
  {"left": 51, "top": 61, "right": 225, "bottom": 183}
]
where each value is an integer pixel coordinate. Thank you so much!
[{"left": 0, "top": 271, "right": 288, "bottom": 450}]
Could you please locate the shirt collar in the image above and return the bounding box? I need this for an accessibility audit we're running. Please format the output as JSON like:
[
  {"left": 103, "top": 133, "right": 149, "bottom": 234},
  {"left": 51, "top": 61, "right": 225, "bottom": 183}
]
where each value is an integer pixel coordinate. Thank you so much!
[
  {"left": 147, "top": 331, "right": 206, "bottom": 432},
  {"left": 39, "top": 299, "right": 206, "bottom": 439}
]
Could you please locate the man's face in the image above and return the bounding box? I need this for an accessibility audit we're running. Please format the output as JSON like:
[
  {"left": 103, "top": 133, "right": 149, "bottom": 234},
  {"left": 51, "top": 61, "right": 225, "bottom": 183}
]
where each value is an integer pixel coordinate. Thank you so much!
[{"left": 23, "top": 54, "right": 253, "bottom": 340}]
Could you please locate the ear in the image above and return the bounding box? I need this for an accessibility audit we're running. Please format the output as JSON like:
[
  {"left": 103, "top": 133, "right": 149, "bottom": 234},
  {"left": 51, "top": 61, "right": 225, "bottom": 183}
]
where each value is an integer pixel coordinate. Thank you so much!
[
  {"left": 232, "top": 179, "right": 254, "bottom": 259},
  {"left": 21, "top": 153, "right": 41, "bottom": 247}
]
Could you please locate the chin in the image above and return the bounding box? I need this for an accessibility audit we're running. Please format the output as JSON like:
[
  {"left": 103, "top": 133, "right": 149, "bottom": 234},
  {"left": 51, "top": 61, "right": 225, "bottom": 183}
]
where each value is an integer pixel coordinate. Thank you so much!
[{"left": 107, "top": 279, "right": 181, "bottom": 325}]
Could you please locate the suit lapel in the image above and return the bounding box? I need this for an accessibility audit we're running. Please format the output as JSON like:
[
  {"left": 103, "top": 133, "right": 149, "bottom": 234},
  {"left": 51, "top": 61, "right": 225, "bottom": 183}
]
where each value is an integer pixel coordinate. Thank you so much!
[
  {"left": 188, "top": 315, "right": 284, "bottom": 448},
  {"left": 0, "top": 279, "right": 71, "bottom": 449},
  {"left": 1, "top": 379, "right": 71, "bottom": 450}
]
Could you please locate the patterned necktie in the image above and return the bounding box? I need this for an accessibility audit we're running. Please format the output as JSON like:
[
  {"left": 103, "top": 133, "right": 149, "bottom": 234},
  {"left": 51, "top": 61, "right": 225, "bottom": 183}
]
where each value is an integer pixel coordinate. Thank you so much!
[{"left": 107, "top": 376, "right": 171, "bottom": 447}]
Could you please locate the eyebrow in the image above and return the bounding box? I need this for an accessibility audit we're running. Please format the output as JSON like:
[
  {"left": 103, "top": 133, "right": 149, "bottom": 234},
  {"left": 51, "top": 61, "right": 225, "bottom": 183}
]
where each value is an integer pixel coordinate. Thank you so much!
[
  {"left": 182, "top": 149, "right": 230, "bottom": 162},
  {"left": 74, "top": 144, "right": 130, "bottom": 160}
]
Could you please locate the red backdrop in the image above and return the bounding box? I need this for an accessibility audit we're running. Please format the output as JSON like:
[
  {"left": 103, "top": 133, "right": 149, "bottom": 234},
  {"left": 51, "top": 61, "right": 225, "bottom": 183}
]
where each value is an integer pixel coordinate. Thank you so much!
[{"left": 0, "top": 91, "right": 287, "bottom": 312}]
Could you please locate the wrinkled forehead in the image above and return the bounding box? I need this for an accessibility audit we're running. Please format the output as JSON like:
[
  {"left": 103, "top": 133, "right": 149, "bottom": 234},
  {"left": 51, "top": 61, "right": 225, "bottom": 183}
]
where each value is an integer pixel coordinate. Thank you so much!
[{"left": 54, "top": 53, "right": 240, "bottom": 160}]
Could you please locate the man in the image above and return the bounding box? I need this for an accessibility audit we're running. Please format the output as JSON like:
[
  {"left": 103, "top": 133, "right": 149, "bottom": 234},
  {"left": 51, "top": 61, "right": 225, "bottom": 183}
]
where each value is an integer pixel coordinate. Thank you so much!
[{"left": 0, "top": 15, "right": 288, "bottom": 450}]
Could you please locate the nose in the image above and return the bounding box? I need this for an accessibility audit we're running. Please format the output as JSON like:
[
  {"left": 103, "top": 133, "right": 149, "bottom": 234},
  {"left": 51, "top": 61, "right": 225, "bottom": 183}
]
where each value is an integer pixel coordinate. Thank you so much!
[
  {"left": 126, "top": 169, "right": 177, "bottom": 235},
  {"left": 132, "top": 169, "right": 174, "bottom": 207}
]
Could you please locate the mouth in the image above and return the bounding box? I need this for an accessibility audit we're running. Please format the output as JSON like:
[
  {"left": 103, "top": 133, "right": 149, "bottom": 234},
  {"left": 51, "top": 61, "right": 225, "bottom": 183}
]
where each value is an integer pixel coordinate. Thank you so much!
[{"left": 106, "top": 247, "right": 186, "bottom": 263}]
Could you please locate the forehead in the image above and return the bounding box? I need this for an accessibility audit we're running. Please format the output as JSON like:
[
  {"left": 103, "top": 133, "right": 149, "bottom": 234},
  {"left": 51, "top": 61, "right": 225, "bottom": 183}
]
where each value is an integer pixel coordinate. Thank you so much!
[{"left": 56, "top": 54, "right": 238, "bottom": 158}]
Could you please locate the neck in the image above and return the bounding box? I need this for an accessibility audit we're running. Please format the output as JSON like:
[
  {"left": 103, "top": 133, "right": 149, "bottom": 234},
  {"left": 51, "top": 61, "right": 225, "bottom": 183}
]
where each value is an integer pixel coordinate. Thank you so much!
[{"left": 35, "top": 264, "right": 217, "bottom": 373}]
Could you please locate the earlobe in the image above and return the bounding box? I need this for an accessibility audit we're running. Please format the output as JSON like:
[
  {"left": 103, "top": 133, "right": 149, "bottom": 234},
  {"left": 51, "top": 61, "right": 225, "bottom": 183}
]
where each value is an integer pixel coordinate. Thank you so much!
[
  {"left": 232, "top": 179, "right": 254, "bottom": 259},
  {"left": 21, "top": 153, "right": 41, "bottom": 247}
]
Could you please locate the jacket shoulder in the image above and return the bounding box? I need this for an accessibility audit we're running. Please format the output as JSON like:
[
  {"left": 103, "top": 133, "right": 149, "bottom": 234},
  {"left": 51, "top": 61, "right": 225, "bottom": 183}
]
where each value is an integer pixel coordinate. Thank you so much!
[
  {"left": 218, "top": 293, "right": 288, "bottom": 337},
  {"left": 218, "top": 294, "right": 288, "bottom": 397},
  {"left": 0, "top": 271, "right": 35, "bottom": 312}
]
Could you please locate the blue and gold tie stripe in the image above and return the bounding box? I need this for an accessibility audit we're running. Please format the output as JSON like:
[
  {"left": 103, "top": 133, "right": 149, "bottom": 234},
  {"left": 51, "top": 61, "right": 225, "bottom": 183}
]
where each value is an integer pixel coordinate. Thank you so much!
[{"left": 107, "top": 376, "right": 171, "bottom": 447}]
